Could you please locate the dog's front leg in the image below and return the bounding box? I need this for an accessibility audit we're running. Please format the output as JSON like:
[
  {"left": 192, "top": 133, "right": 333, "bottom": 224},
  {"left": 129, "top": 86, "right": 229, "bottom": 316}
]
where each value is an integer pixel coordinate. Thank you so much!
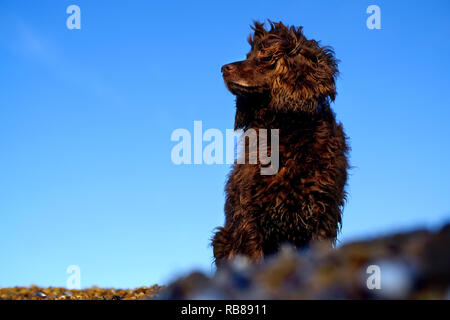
[
  {"left": 212, "top": 216, "right": 264, "bottom": 265},
  {"left": 212, "top": 227, "right": 234, "bottom": 265},
  {"left": 227, "top": 215, "right": 264, "bottom": 262}
]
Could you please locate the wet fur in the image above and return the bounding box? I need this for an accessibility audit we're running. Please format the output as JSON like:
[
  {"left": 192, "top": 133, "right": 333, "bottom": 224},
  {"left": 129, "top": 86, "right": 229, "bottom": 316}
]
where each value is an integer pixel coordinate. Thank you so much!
[{"left": 212, "top": 21, "right": 349, "bottom": 264}]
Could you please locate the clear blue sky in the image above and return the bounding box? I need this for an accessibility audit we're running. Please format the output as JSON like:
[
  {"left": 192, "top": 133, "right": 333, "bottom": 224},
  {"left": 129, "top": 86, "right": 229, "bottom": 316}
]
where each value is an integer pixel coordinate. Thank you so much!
[{"left": 1, "top": 0, "right": 449, "bottom": 288}]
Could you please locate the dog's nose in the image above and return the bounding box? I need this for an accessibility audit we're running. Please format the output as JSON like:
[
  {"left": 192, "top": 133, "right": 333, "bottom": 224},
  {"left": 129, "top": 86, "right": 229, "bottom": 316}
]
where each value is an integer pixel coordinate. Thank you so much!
[{"left": 221, "top": 64, "right": 235, "bottom": 73}]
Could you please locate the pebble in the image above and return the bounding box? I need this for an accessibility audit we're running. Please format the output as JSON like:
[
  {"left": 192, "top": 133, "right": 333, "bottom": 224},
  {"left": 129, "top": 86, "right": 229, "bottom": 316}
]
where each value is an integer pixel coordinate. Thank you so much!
[{"left": 32, "top": 292, "right": 47, "bottom": 298}]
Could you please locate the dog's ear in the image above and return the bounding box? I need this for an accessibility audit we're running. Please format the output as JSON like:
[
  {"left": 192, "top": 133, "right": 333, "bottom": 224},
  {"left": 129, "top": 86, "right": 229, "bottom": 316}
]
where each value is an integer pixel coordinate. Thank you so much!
[{"left": 271, "top": 39, "right": 339, "bottom": 112}]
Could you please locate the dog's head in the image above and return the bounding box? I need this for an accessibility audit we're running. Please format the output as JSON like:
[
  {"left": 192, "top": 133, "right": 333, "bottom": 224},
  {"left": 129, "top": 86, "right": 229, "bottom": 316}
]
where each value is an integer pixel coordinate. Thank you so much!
[{"left": 222, "top": 21, "right": 339, "bottom": 112}]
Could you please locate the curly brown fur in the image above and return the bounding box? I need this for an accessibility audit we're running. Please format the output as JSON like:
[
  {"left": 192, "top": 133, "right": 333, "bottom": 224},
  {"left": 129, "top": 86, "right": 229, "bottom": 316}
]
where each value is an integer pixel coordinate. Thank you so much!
[{"left": 212, "top": 21, "right": 349, "bottom": 265}]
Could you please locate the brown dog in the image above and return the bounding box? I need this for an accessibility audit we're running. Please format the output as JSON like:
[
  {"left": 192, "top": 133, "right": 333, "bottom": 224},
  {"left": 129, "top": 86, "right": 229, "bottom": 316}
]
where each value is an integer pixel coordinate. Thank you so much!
[{"left": 212, "top": 21, "right": 349, "bottom": 264}]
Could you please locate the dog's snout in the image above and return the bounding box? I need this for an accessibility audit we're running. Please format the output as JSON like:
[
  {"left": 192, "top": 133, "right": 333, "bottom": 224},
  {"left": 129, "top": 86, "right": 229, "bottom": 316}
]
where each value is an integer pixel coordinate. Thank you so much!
[{"left": 221, "top": 64, "right": 235, "bottom": 73}]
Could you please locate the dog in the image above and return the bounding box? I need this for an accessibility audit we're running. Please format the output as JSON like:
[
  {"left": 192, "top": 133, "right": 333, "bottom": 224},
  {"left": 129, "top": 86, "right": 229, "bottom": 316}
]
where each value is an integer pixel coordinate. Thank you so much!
[{"left": 212, "top": 21, "right": 349, "bottom": 264}]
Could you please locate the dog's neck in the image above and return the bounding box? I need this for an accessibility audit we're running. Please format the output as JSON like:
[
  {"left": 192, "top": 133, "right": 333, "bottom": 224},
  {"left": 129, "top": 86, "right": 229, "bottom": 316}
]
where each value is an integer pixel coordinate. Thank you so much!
[
  {"left": 234, "top": 95, "right": 269, "bottom": 130},
  {"left": 234, "top": 95, "right": 331, "bottom": 130}
]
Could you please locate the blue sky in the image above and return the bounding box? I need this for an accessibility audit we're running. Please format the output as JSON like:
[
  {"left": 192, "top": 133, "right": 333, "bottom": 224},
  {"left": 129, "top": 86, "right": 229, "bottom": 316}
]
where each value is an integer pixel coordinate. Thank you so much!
[{"left": 1, "top": 0, "right": 449, "bottom": 288}]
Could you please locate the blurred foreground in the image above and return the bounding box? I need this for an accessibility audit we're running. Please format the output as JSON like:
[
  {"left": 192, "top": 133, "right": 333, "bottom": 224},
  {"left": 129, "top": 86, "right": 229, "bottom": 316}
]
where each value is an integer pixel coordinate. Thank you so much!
[
  {"left": 1, "top": 223, "right": 449, "bottom": 300},
  {"left": 162, "top": 223, "right": 450, "bottom": 299}
]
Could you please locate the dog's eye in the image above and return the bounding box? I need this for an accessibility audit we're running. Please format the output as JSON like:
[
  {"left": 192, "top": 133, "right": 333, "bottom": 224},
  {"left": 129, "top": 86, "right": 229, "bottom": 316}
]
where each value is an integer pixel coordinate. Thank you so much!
[{"left": 258, "top": 49, "right": 266, "bottom": 56}]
